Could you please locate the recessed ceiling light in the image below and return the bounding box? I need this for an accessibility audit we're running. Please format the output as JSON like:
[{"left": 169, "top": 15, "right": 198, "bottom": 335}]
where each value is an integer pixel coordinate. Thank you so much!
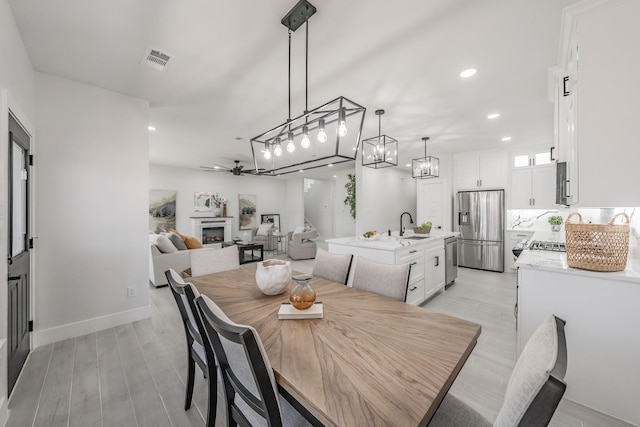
[
  {"left": 502, "top": 136, "right": 512, "bottom": 142},
  {"left": 328, "top": 164, "right": 333, "bottom": 167},
  {"left": 299, "top": 170, "right": 304, "bottom": 173},
  {"left": 148, "top": 125, "right": 156, "bottom": 131},
  {"left": 213, "top": 166, "right": 220, "bottom": 169},
  {"left": 406, "top": 164, "right": 411, "bottom": 167},
  {"left": 487, "top": 113, "right": 500, "bottom": 119},
  {"left": 333, "top": 175, "right": 337, "bottom": 178},
  {"left": 460, "top": 68, "right": 477, "bottom": 78}
]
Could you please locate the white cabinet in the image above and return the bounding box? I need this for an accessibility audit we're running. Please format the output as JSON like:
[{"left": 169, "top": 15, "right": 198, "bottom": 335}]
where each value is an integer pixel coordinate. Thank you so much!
[
  {"left": 518, "top": 265, "right": 640, "bottom": 425},
  {"left": 327, "top": 238, "right": 448, "bottom": 306},
  {"left": 397, "top": 246, "right": 426, "bottom": 305},
  {"left": 506, "top": 230, "right": 533, "bottom": 271},
  {"left": 510, "top": 166, "right": 556, "bottom": 209},
  {"left": 553, "top": 0, "right": 640, "bottom": 206},
  {"left": 454, "top": 150, "right": 507, "bottom": 190},
  {"left": 423, "top": 246, "right": 445, "bottom": 300}
]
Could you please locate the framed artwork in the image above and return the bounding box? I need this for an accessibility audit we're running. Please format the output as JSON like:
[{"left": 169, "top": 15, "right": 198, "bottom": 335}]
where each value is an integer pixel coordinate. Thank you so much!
[
  {"left": 149, "top": 189, "right": 176, "bottom": 232},
  {"left": 261, "top": 214, "right": 280, "bottom": 232},
  {"left": 238, "top": 194, "right": 257, "bottom": 230},
  {"left": 194, "top": 192, "right": 213, "bottom": 212}
]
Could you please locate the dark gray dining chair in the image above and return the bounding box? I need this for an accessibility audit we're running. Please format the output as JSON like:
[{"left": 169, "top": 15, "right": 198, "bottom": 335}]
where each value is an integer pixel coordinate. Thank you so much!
[
  {"left": 351, "top": 256, "right": 411, "bottom": 301},
  {"left": 429, "top": 314, "right": 568, "bottom": 427},
  {"left": 165, "top": 269, "right": 217, "bottom": 427},
  {"left": 195, "top": 294, "right": 312, "bottom": 427},
  {"left": 312, "top": 248, "right": 353, "bottom": 285}
]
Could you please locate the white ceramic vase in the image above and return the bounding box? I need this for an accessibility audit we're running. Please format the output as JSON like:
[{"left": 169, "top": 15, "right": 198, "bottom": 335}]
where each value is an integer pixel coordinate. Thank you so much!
[{"left": 255, "top": 260, "right": 291, "bottom": 295}]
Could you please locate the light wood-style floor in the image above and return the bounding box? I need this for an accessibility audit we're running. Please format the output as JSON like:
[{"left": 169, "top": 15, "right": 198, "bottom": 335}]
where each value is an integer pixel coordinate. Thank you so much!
[{"left": 6, "top": 259, "right": 635, "bottom": 427}]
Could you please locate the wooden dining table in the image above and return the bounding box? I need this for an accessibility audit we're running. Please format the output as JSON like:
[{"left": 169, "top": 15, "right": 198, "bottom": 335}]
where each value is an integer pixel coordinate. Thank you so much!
[{"left": 189, "top": 266, "right": 481, "bottom": 427}]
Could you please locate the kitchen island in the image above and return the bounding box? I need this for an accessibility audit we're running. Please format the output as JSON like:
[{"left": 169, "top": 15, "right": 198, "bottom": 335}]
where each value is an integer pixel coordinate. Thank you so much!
[
  {"left": 516, "top": 231, "right": 639, "bottom": 425},
  {"left": 327, "top": 230, "right": 458, "bottom": 305}
]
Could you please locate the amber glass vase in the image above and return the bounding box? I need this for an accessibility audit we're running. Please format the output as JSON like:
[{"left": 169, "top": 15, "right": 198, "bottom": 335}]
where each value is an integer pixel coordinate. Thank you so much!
[{"left": 289, "top": 274, "right": 316, "bottom": 310}]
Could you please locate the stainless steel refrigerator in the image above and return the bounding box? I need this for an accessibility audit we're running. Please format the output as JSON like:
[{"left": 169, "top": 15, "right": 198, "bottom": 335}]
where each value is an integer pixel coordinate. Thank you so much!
[{"left": 457, "top": 189, "right": 504, "bottom": 272}]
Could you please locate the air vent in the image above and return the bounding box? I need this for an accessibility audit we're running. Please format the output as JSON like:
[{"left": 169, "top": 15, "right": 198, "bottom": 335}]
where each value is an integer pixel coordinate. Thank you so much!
[{"left": 140, "top": 47, "right": 174, "bottom": 71}]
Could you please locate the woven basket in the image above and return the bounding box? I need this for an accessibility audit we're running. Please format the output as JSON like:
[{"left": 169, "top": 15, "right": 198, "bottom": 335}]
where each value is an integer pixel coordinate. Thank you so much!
[
  {"left": 413, "top": 226, "right": 431, "bottom": 234},
  {"left": 565, "top": 212, "right": 630, "bottom": 272}
]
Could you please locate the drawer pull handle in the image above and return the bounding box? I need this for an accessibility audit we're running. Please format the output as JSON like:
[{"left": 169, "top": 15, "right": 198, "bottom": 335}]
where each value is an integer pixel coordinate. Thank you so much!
[
  {"left": 409, "top": 286, "right": 417, "bottom": 291},
  {"left": 409, "top": 250, "right": 418, "bottom": 254}
]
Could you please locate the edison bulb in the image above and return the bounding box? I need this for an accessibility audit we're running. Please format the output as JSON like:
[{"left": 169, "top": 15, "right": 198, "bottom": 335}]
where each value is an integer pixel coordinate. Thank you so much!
[
  {"left": 338, "top": 120, "right": 347, "bottom": 137},
  {"left": 301, "top": 134, "right": 311, "bottom": 148},
  {"left": 264, "top": 149, "right": 272, "bottom": 160},
  {"left": 286, "top": 141, "right": 296, "bottom": 153}
]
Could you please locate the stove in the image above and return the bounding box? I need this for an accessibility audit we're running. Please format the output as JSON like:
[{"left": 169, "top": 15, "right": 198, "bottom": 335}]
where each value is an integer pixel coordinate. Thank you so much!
[{"left": 528, "top": 240, "right": 566, "bottom": 252}]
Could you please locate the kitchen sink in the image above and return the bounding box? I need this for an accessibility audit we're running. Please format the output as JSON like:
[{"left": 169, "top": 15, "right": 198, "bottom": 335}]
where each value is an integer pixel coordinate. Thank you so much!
[{"left": 402, "top": 235, "right": 430, "bottom": 240}]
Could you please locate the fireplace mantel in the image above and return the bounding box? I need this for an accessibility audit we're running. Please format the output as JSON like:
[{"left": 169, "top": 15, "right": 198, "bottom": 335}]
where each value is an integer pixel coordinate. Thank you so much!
[{"left": 191, "top": 217, "right": 232, "bottom": 245}]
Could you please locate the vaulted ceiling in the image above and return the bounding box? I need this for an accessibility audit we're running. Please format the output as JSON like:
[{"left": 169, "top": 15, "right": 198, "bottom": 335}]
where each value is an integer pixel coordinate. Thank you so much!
[{"left": 9, "top": 0, "right": 579, "bottom": 178}]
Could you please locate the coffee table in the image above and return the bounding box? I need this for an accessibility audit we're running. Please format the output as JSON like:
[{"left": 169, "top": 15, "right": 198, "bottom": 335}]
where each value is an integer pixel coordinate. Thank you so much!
[{"left": 222, "top": 241, "right": 263, "bottom": 264}]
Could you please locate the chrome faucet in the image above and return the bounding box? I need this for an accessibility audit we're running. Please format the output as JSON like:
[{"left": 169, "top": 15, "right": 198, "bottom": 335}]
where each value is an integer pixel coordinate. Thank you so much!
[{"left": 399, "top": 212, "right": 414, "bottom": 236}]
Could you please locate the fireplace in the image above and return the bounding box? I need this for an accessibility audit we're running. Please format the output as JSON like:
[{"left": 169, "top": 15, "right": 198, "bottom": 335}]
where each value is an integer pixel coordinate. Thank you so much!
[{"left": 191, "top": 217, "right": 232, "bottom": 246}]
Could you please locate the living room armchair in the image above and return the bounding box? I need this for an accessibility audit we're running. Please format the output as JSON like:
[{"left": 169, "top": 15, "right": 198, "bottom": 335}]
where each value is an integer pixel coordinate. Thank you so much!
[
  {"left": 287, "top": 228, "right": 318, "bottom": 260},
  {"left": 252, "top": 223, "right": 277, "bottom": 251}
]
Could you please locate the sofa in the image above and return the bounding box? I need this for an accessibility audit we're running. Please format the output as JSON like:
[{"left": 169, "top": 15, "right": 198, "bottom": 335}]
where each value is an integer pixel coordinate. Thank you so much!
[
  {"left": 148, "top": 243, "right": 195, "bottom": 287},
  {"left": 287, "top": 228, "right": 319, "bottom": 260},
  {"left": 148, "top": 231, "right": 202, "bottom": 287}
]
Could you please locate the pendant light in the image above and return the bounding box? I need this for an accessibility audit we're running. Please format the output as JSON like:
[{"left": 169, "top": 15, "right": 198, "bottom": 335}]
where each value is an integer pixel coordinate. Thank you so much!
[
  {"left": 412, "top": 137, "right": 439, "bottom": 179},
  {"left": 250, "top": 0, "right": 366, "bottom": 175},
  {"left": 362, "top": 109, "right": 398, "bottom": 169}
]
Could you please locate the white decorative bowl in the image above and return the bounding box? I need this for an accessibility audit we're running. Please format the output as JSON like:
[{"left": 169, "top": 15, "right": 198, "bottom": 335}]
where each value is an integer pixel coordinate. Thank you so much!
[{"left": 255, "top": 260, "right": 291, "bottom": 295}]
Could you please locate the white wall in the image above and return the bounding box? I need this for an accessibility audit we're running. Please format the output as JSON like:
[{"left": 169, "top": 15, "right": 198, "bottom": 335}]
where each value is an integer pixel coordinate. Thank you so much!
[
  {"left": 356, "top": 161, "right": 417, "bottom": 236},
  {"left": 0, "top": 0, "right": 35, "bottom": 120},
  {"left": 333, "top": 169, "right": 356, "bottom": 238},
  {"left": 34, "top": 73, "right": 150, "bottom": 346},
  {"left": 303, "top": 179, "right": 333, "bottom": 237},
  {"left": 285, "top": 178, "right": 304, "bottom": 233},
  {"left": 149, "top": 164, "right": 289, "bottom": 239},
  {"left": 0, "top": 0, "right": 35, "bottom": 419}
]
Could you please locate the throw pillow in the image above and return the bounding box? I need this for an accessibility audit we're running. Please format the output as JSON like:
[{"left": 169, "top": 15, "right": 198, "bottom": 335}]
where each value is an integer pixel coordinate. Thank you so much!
[
  {"left": 256, "top": 223, "right": 273, "bottom": 236},
  {"left": 149, "top": 234, "right": 178, "bottom": 253},
  {"left": 183, "top": 235, "right": 204, "bottom": 249},
  {"left": 167, "top": 232, "right": 188, "bottom": 251},
  {"left": 293, "top": 225, "right": 305, "bottom": 235}
]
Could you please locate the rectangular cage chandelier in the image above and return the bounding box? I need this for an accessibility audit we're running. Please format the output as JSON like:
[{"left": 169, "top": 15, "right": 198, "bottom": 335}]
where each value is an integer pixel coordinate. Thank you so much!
[
  {"left": 250, "top": 0, "right": 366, "bottom": 176},
  {"left": 412, "top": 136, "right": 440, "bottom": 179},
  {"left": 362, "top": 109, "right": 398, "bottom": 168}
]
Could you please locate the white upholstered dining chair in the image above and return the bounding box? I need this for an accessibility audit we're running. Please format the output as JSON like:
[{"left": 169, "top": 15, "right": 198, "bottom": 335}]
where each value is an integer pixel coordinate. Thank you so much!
[
  {"left": 164, "top": 269, "right": 216, "bottom": 427},
  {"left": 190, "top": 245, "right": 239, "bottom": 277},
  {"left": 428, "top": 314, "right": 568, "bottom": 427},
  {"left": 312, "top": 248, "right": 353, "bottom": 285},
  {"left": 195, "top": 294, "right": 312, "bottom": 427},
  {"left": 351, "top": 256, "right": 411, "bottom": 301}
]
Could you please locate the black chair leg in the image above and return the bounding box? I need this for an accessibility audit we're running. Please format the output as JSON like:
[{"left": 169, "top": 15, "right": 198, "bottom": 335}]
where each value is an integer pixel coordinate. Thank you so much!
[
  {"left": 185, "top": 355, "right": 195, "bottom": 410},
  {"left": 205, "top": 365, "right": 217, "bottom": 427}
]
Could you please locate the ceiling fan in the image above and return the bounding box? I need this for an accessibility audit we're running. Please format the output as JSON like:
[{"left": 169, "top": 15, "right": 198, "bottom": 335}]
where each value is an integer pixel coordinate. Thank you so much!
[{"left": 200, "top": 160, "right": 259, "bottom": 176}]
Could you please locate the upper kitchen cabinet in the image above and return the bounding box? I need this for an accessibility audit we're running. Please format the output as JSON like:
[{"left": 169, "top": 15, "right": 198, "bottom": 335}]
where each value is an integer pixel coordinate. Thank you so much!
[
  {"left": 453, "top": 150, "right": 507, "bottom": 191},
  {"left": 553, "top": 0, "right": 640, "bottom": 207},
  {"left": 509, "top": 146, "right": 556, "bottom": 209}
]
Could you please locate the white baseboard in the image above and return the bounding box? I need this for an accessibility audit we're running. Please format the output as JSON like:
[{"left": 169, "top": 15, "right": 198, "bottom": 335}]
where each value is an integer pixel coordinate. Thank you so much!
[{"left": 33, "top": 305, "right": 151, "bottom": 348}]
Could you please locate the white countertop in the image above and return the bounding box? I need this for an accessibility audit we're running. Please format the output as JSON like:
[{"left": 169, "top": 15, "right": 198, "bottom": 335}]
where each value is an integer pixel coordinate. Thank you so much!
[
  {"left": 516, "top": 230, "right": 640, "bottom": 282},
  {"left": 326, "top": 230, "right": 458, "bottom": 252}
]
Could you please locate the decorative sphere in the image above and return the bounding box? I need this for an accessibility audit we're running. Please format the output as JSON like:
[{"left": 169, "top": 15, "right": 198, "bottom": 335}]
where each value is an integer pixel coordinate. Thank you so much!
[{"left": 255, "top": 260, "right": 291, "bottom": 295}]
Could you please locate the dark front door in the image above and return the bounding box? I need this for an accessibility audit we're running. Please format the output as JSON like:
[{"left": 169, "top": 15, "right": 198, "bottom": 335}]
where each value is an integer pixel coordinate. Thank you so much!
[{"left": 7, "top": 113, "right": 31, "bottom": 396}]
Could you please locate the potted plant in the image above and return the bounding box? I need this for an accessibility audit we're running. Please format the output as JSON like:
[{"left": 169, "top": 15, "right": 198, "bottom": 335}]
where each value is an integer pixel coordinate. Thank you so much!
[{"left": 548, "top": 215, "right": 563, "bottom": 232}]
